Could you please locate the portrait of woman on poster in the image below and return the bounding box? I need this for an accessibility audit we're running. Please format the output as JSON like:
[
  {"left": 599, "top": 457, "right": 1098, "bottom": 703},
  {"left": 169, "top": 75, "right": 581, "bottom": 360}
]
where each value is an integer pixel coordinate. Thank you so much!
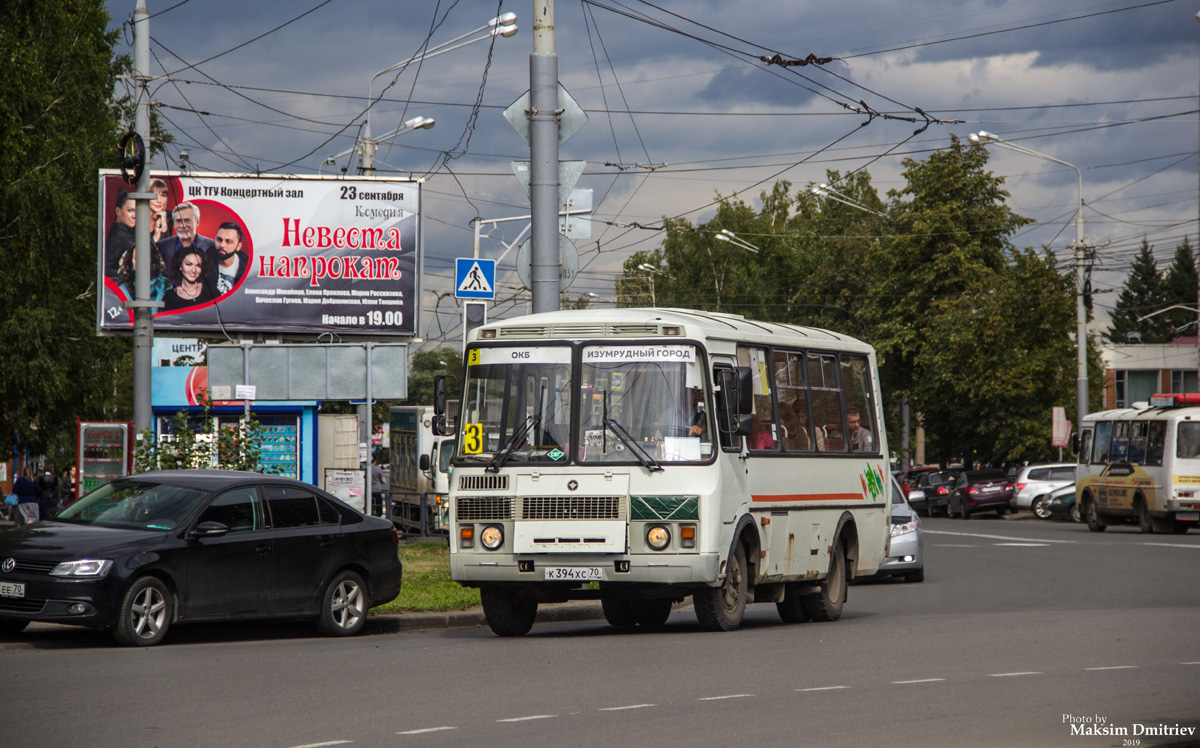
[
  {"left": 162, "top": 245, "right": 216, "bottom": 311},
  {"left": 117, "top": 244, "right": 172, "bottom": 302},
  {"left": 104, "top": 188, "right": 137, "bottom": 277},
  {"left": 149, "top": 178, "right": 174, "bottom": 245}
]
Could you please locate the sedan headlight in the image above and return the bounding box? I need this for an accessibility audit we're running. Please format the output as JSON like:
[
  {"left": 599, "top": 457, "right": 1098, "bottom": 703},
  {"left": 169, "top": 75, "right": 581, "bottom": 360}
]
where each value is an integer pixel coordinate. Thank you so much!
[
  {"left": 890, "top": 519, "right": 920, "bottom": 538},
  {"left": 50, "top": 559, "right": 113, "bottom": 578}
]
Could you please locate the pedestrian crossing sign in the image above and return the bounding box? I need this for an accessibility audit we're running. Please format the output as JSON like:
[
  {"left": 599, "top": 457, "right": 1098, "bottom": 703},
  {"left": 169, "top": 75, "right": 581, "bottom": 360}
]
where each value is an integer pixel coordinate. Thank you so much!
[{"left": 455, "top": 258, "right": 496, "bottom": 300}]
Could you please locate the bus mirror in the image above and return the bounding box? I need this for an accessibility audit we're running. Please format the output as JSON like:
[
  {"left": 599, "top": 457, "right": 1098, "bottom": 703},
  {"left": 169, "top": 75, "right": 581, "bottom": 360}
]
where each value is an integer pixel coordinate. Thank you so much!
[
  {"left": 432, "top": 376, "right": 454, "bottom": 436},
  {"left": 1070, "top": 431, "right": 1079, "bottom": 455},
  {"left": 737, "top": 414, "right": 754, "bottom": 437},
  {"left": 736, "top": 366, "right": 754, "bottom": 415}
]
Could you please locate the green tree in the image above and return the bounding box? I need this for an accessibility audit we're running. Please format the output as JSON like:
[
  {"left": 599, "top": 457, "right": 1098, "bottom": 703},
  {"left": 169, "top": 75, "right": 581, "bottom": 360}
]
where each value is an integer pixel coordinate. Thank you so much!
[
  {"left": 1161, "top": 236, "right": 1197, "bottom": 337},
  {"left": 1104, "top": 239, "right": 1171, "bottom": 344},
  {"left": 402, "top": 347, "right": 461, "bottom": 407},
  {"left": 0, "top": 1, "right": 130, "bottom": 457}
]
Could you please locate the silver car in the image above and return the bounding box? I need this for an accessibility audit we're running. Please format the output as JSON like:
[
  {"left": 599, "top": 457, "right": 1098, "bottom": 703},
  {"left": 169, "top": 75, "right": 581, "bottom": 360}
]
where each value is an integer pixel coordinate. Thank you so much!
[
  {"left": 1012, "top": 463, "right": 1076, "bottom": 510},
  {"left": 878, "top": 477, "right": 924, "bottom": 583}
]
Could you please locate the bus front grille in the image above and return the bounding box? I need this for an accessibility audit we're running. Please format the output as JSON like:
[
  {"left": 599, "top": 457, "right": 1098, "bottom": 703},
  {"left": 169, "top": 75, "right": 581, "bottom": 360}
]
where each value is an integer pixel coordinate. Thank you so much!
[
  {"left": 456, "top": 497, "right": 514, "bottom": 521},
  {"left": 520, "top": 496, "right": 624, "bottom": 520},
  {"left": 459, "top": 474, "right": 509, "bottom": 491}
]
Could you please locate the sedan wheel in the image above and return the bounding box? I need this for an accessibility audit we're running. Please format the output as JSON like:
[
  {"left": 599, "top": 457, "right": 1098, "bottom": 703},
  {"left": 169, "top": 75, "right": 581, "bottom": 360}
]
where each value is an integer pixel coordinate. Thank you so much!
[
  {"left": 316, "top": 570, "right": 367, "bottom": 637},
  {"left": 1069, "top": 503, "right": 1081, "bottom": 523},
  {"left": 113, "top": 576, "right": 171, "bottom": 647}
]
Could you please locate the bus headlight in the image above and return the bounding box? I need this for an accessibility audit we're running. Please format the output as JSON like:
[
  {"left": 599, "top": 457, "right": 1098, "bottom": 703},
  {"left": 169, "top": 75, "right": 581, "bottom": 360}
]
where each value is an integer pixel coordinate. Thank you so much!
[
  {"left": 480, "top": 524, "right": 504, "bottom": 551},
  {"left": 646, "top": 524, "right": 671, "bottom": 551}
]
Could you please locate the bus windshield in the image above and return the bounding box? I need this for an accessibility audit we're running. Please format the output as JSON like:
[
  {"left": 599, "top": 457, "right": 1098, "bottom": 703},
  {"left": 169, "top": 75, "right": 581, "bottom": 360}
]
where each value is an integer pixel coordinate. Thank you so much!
[
  {"left": 578, "top": 343, "right": 712, "bottom": 464},
  {"left": 456, "top": 345, "right": 572, "bottom": 465}
]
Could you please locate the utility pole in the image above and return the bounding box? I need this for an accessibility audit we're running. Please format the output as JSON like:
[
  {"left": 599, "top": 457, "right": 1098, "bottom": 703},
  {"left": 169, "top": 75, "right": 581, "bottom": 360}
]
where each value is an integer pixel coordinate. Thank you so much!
[
  {"left": 529, "top": 1, "right": 560, "bottom": 313},
  {"left": 131, "top": 0, "right": 155, "bottom": 436}
]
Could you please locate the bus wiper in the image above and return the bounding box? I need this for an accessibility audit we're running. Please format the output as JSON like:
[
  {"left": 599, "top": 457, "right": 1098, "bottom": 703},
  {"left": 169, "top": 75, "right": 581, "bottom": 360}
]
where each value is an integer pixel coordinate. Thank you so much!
[
  {"left": 605, "top": 417, "right": 663, "bottom": 473},
  {"left": 486, "top": 413, "right": 541, "bottom": 473}
]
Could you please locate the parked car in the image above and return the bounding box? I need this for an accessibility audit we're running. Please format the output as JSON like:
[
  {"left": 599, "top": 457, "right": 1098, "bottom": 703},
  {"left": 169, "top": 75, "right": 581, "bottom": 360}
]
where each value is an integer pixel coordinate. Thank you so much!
[
  {"left": 892, "top": 466, "right": 939, "bottom": 498},
  {"left": 1033, "top": 483, "right": 1080, "bottom": 522},
  {"left": 909, "top": 468, "right": 964, "bottom": 517},
  {"left": 877, "top": 477, "right": 924, "bottom": 583},
  {"left": 948, "top": 469, "right": 1015, "bottom": 518},
  {"left": 0, "top": 470, "right": 403, "bottom": 646},
  {"left": 1012, "top": 463, "right": 1076, "bottom": 511}
]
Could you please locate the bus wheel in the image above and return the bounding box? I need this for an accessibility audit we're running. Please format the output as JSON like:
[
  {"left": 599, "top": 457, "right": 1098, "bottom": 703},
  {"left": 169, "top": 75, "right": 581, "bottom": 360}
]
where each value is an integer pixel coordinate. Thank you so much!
[
  {"left": 480, "top": 586, "right": 538, "bottom": 637},
  {"left": 694, "top": 544, "right": 748, "bottom": 632},
  {"left": 1084, "top": 497, "right": 1107, "bottom": 533},
  {"left": 1136, "top": 499, "right": 1154, "bottom": 534},
  {"left": 631, "top": 599, "right": 673, "bottom": 628},
  {"left": 804, "top": 540, "right": 847, "bottom": 622},
  {"left": 776, "top": 584, "right": 810, "bottom": 624},
  {"left": 601, "top": 598, "right": 637, "bottom": 628}
]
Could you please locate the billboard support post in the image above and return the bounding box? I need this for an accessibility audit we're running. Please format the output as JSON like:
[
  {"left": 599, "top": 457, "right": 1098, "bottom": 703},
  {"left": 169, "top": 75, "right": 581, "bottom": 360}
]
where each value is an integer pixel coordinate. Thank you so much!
[{"left": 131, "top": 0, "right": 154, "bottom": 436}]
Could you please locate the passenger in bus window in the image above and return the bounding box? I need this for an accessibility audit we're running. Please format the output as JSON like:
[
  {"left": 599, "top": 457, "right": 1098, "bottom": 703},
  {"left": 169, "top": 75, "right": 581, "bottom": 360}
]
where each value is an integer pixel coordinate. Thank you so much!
[{"left": 847, "top": 408, "right": 874, "bottom": 452}]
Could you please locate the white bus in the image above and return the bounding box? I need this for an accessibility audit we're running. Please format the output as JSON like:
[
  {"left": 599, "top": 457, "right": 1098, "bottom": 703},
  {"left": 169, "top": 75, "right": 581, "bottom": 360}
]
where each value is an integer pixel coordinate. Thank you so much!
[
  {"left": 434, "top": 308, "right": 892, "bottom": 636},
  {"left": 1076, "top": 392, "right": 1200, "bottom": 534}
]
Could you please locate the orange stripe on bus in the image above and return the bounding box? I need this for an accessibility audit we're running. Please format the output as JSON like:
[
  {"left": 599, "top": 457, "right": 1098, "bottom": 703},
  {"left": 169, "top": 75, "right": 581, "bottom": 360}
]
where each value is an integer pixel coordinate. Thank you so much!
[{"left": 751, "top": 493, "right": 863, "bottom": 503}]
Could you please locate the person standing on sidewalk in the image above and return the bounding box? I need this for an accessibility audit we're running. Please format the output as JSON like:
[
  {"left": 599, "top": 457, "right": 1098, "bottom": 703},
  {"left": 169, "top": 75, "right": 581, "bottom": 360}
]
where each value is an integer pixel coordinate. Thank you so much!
[
  {"left": 13, "top": 465, "right": 39, "bottom": 525},
  {"left": 37, "top": 464, "right": 61, "bottom": 520}
]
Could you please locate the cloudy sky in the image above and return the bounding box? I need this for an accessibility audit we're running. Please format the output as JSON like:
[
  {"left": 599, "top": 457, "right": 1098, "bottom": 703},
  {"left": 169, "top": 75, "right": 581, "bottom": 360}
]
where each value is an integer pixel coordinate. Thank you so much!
[{"left": 106, "top": 0, "right": 1199, "bottom": 347}]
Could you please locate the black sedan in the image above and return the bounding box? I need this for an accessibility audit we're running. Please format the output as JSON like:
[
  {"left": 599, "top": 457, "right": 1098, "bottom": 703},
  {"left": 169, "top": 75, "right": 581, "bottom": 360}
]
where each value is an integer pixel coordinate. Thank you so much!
[{"left": 0, "top": 471, "right": 402, "bottom": 646}]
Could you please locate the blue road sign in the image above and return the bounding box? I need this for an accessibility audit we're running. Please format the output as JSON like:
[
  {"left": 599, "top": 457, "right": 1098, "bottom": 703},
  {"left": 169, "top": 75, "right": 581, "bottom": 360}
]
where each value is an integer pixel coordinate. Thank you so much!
[{"left": 455, "top": 258, "right": 496, "bottom": 300}]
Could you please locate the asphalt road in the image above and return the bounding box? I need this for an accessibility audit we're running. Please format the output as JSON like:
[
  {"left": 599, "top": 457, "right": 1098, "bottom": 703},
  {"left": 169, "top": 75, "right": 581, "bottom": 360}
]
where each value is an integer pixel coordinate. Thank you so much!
[{"left": 4, "top": 515, "right": 1199, "bottom": 748}]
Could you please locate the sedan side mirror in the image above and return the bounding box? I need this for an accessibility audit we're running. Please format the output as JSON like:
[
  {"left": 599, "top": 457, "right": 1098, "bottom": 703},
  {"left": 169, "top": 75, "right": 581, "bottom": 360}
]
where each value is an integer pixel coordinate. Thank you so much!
[{"left": 189, "top": 521, "right": 229, "bottom": 539}]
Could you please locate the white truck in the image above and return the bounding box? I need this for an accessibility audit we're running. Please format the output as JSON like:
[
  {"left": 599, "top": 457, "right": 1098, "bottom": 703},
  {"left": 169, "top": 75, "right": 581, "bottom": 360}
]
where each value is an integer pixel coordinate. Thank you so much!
[{"left": 388, "top": 405, "right": 452, "bottom": 534}]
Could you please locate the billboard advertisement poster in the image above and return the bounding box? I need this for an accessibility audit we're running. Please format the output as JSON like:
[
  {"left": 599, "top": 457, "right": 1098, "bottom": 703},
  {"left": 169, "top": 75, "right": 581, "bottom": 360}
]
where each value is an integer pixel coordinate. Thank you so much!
[{"left": 96, "top": 171, "right": 421, "bottom": 337}]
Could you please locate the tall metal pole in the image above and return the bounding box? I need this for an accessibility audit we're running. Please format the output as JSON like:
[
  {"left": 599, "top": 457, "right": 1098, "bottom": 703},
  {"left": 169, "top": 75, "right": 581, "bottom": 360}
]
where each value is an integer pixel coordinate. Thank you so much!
[
  {"left": 132, "top": 0, "right": 154, "bottom": 436},
  {"left": 1075, "top": 172, "right": 1088, "bottom": 421},
  {"left": 530, "top": 1, "right": 560, "bottom": 313},
  {"left": 1195, "top": 12, "right": 1200, "bottom": 390}
]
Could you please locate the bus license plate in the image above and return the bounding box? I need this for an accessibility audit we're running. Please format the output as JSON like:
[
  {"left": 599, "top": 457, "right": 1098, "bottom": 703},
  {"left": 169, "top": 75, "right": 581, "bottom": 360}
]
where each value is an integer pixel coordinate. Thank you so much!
[
  {"left": 544, "top": 567, "right": 603, "bottom": 581},
  {"left": 0, "top": 581, "right": 25, "bottom": 598}
]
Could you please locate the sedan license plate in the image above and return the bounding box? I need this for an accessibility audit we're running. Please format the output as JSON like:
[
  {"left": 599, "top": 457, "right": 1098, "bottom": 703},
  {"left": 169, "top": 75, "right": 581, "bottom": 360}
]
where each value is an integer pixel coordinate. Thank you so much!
[
  {"left": 982, "top": 486, "right": 999, "bottom": 492},
  {"left": 0, "top": 581, "right": 25, "bottom": 599},
  {"left": 544, "top": 567, "right": 603, "bottom": 581}
]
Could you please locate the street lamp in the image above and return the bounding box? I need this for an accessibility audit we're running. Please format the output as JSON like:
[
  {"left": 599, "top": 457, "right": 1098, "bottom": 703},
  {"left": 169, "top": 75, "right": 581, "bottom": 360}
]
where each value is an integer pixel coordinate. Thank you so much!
[
  {"left": 586, "top": 292, "right": 617, "bottom": 304},
  {"left": 714, "top": 229, "right": 760, "bottom": 253},
  {"left": 636, "top": 263, "right": 663, "bottom": 306},
  {"left": 329, "top": 12, "right": 517, "bottom": 174},
  {"left": 971, "top": 130, "right": 1089, "bottom": 422},
  {"left": 810, "top": 183, "right": 886, "bottom": 217}
]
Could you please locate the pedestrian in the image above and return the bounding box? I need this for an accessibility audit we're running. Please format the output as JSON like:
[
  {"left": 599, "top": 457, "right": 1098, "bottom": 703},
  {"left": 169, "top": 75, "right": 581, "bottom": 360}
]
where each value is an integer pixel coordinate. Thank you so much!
[
  {"left": 371, "top": 456, "right": 386, "bottom": 516},
  {"left": 59, "top": 465, "right": 76, "bottom": 506},
  {"left": 37, "top": 463, "right": 61, "bottom": 520},
  {"left": 13, "top": 465, "right": 40, "bottom": 525}
]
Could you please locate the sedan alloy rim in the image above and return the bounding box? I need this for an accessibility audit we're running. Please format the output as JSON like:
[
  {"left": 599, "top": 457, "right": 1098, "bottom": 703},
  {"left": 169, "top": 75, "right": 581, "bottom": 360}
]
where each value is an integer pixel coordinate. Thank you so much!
[
  {"left": 331, "top": 580, "right": 364, "bottom": 630},
  {"left": 132, "top": 587, "right": 167, "bottom": 639}
]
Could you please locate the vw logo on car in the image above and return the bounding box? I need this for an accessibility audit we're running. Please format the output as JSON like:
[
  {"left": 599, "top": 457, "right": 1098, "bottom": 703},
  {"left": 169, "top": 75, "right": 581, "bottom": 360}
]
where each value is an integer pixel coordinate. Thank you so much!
[{"left": 1, "top": 558, "right": 14, "bottom": 574}]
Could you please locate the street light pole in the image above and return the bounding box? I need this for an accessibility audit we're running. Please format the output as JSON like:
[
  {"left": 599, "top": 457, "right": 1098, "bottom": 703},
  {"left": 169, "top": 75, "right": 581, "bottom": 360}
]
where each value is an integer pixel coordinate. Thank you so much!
[
  {"left": 971, "top": 131, "right": 1089, "bottom": 421},
  {"left": 529, "top": 0, "right": 560, "bottom": 314}
]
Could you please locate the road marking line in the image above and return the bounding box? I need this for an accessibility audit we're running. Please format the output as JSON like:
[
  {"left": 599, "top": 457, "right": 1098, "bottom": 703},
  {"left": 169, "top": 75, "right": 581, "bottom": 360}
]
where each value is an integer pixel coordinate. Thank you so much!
[
  {"left": 699, "top": 694, "right": 754, "bottom": 701},
  {"left": 924, "top": 530, "right": 1076, "bottom": 544},
  {"left": 933, "top": 544, "right": 977, "bottom": 547},
  {"left": 993, "top": 542, "right": 1050, "bottom": 547},
  {"left": 1141, "top": 542, "right": 1200, "bottom": 549},
  {"left": 497, "top": 715, "right": 557, "bottom": 723},
  {"left": 599, "top": 704, "right": 656, "bottom": 711},
  {"left": 795, "top": 686, "right": 851, "bottom": 692},
  {"left": 891, "top": 678, "right": 945, "bottom": 685},
  {"left": 988, "top": 672, "right": 1042, "bottom": 677},
  {"left": 396, "top": 727, "right": 457, "bottom": 736},
  {"left": 1085, "top": 666, "right": 1137, "bottom": 671},
  {"left": 1182, "top": 662, "right": 1200, "bottom": 665},
  {"left": 289, "top": 742, "right": 353, "bottom": 748}
]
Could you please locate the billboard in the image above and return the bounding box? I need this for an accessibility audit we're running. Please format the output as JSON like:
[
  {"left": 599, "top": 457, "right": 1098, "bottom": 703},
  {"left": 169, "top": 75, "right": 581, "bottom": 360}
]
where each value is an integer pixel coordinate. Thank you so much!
[{"left": 96, "top": 171, "right": 421, "bottom": 337}]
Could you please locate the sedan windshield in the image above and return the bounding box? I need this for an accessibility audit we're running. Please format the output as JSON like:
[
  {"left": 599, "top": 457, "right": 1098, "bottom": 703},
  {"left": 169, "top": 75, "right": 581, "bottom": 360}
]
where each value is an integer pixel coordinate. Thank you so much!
[
  {"left": 579, "top": 344, "right": 711, "bottom": 464},
  {"left": 455, "top": 345, "right": 573, "bottom": 465},
  {"left": 56, "top": 480, "right": 208, "bottom": 530}
]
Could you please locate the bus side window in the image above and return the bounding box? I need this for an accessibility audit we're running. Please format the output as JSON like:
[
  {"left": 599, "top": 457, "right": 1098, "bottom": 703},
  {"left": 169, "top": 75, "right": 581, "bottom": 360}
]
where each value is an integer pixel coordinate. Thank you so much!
[
  {"left": 737, "top": 346, "right": 778, "bottom": 451},
  {"left": 1110, "top": 422, "right": 1130, "bottom": 463},
  {"left": 1092, "top": 421, "right": 1112, "bottom": 464},
  {"left": 808, "top": 352, "right": 845, "bottom": 452},
  {"left": 1144, "top": 421, "right": 1165, "bottom": 465},
  {"left": 1127, "top": 421, "right": 1147, "bottom": 463}
]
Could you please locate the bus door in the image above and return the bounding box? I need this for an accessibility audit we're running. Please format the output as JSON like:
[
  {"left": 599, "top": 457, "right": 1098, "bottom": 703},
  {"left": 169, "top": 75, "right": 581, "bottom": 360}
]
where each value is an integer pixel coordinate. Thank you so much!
[
  {"left": 712, "top": 357, "right": 749, "bottom": 528},
  {"left": 1101, "top": 422, "right": 1135, "bottom": 511}
]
